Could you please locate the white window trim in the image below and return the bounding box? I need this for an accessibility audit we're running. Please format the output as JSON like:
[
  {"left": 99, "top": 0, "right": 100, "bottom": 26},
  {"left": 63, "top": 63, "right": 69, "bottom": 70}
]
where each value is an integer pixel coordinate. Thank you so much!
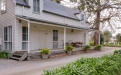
[
  {"left": 4, "top": 26, "right": 12, "bottom": 50},
  {"left": 1, "top": 0, "right": 7, "bottom": 14},
  {"left": 33, "top": 0, "right": 40, "bottom": 13}
]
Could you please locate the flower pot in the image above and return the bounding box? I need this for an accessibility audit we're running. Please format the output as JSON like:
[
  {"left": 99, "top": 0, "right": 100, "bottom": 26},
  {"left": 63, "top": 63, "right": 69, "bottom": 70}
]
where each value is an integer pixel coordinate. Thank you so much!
[
  {"left": 42, "top": 54, "right": 49, "bottom": 59},
  {"left": 67, "top": 51, "right": 72, "bottom": 55}
]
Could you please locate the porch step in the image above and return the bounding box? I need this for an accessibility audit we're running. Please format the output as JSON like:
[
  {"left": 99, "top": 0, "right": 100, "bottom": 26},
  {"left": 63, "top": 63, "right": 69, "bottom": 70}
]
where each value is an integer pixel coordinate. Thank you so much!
[{"left": 9, "top": 51, "right": 28, "bottom": 61}]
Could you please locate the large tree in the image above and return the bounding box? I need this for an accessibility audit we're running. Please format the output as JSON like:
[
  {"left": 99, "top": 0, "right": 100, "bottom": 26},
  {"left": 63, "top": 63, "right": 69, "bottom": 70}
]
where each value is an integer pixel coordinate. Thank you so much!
[{"left": 53, "top": 0, "right": 121, "bottom": 45}]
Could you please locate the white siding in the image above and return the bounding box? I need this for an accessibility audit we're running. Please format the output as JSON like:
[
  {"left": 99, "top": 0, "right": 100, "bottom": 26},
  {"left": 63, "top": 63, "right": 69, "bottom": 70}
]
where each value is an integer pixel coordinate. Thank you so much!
[
  {"left": 15, "top": 0, "right": 88, "bottom": 28},
  {"left": 15, "top": 21, "right": 85, "bottom": 51},
  {"left": 0, "top": 0, "right": 15, "bottom": 51}
]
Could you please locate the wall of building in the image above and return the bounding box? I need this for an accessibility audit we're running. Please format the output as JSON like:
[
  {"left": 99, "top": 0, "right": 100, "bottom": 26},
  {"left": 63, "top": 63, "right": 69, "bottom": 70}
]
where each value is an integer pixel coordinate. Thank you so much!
[{"left": 0, "top": 0, "right": 15, "bottom": 51}]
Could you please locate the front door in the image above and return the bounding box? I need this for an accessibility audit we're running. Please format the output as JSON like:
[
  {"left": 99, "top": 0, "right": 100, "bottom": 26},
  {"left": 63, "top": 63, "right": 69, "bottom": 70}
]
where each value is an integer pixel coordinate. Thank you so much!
[
  {"left": 53, "top": 30, "right": 58, "bottom": 49},
  {"left": 40, "top": 28, "right": 46, "bottom": 48}
]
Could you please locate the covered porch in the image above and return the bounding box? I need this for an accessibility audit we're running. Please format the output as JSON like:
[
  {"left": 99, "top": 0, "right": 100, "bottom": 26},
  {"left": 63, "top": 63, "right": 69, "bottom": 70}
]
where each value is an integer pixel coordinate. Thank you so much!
[{"left": 16, "top": 17, "right": 89, "bottom": 53}]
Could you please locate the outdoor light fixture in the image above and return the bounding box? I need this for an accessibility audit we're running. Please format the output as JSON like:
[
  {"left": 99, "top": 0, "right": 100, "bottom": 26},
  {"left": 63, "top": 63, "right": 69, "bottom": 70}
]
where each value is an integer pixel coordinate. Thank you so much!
[
  {"left": 71, "top": 29, "right": 74, "bottom": 33},
  {"left": 19, "top": 20, "right": 21, "bottom": 23}
]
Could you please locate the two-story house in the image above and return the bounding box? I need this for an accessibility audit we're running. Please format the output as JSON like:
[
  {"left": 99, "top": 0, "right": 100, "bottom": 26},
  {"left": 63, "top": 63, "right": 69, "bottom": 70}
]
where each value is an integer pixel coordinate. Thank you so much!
[{"left": 0, "top": 0, "right": 89, "bottom": 55}]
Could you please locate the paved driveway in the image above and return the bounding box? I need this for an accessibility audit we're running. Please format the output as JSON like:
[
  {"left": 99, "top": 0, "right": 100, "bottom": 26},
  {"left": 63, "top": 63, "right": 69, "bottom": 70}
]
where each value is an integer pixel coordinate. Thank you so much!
[{"left": 0, "top": 47, "right": 121, "bottom": 75}]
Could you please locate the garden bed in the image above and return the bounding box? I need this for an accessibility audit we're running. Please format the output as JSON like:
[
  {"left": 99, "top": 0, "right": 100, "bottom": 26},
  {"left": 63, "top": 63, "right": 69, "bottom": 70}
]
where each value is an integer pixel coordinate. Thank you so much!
[{"left": 43, "top": 51, "right": 121, "bottom": 75}]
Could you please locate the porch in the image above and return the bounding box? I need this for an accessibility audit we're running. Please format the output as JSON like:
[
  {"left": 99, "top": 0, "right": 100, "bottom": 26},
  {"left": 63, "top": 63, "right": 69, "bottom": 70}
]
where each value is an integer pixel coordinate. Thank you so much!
[{"left": 15, "top": 17, "right": 89, "bottom": 53}]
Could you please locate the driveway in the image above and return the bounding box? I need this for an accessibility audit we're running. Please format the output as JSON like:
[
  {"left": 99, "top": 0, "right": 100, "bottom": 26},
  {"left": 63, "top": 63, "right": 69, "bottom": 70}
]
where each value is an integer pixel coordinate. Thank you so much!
[{"left": 0, "top": 47, "right": 120, "bottom": 75}]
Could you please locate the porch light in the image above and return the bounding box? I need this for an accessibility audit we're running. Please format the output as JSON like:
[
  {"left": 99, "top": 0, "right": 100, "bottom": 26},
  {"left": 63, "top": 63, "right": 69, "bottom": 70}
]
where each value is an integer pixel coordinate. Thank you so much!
[
  {"left": 71, "top": 29, "right": 74, "bottom": 33},
  {"left": 19, "top": 20, "right": 21, "bottom": 23}
]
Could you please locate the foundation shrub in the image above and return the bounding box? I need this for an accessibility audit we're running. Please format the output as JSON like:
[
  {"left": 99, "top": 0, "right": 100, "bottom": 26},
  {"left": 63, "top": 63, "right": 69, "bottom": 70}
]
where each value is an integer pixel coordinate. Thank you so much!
[{"left": 0, "top": 51, "right": 10, "bottom": 59}]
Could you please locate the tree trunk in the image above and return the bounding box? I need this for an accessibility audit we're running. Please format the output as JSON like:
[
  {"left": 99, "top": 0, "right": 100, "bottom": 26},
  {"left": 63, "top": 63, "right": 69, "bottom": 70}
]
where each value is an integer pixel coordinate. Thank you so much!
[{"left": 94, "top": 0, "right": 101, "bottom": 45}]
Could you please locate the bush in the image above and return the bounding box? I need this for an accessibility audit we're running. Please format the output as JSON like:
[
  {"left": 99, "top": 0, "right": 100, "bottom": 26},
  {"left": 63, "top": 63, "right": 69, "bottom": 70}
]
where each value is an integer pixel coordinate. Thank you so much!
[
  {"left": 89, "top": 41, "right": 94, "bottom": 46},
  {"left": 95, "top": 45, "right": 102, "bottom": 50},
  {"left": 65, "top": 46, "right": 74, "bottom": 52},
  {"left": 84, "top": 45, "right": 90, "bottom": 52},
  {"left": 0, "top": 51, "right": 10, "bottom": 59},
  {"left": 43, "top": 54, "right": 121, "bottom": 75},
  {"left": 114, "top": 50, "right": 121, "bottom": 55},
  {"left": 40, "top": 48, "right": 50, "bottom": 55}
]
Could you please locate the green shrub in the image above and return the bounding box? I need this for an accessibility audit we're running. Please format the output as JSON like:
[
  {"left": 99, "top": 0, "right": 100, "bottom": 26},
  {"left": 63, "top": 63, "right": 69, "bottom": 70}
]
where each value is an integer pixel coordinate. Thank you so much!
[
  {"left": 114, "top": 50, "right": 121, "bottom": 55},
  {"left": 95, "top": 45, "right": 102, "bottom": 50},
  {"left": 0, "top": 51, "right": 10, "bottom": 59},
  {"left": 43, "top": 54, "right": 121, "bottom": 75},
  {"left": 40, "top": 48, "right": 50, "bottom": 55},
  {"left": 65, "top": 46, "right": 74, "bottom": 52},
  {"left": 89, "top": 41, "right": 94, "bottom": 46},
  {"left": 84, "top": 45, "right": 91, "bottom": 52}
]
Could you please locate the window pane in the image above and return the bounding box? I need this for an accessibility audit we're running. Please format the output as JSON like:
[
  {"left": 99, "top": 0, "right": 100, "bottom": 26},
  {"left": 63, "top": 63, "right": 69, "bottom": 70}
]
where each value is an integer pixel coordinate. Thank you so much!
[
  {"left": 22, "top": 27, "right": 27, "bottom": 33},
  {"left": 22, "top": 42, "right": 28, "bottom": 50},
  {"left": 53, "top": 42, "right": 58, "bottom": 49}
]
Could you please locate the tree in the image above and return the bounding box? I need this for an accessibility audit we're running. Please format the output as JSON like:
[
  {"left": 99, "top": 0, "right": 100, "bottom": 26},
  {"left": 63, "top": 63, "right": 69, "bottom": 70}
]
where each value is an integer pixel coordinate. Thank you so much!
[
  {"left": 116, "top": 33, "right": 121, "bottom": 45},
  {"left": 103, "top": 30, "right": 112, "bottom": 44},
  {"left": 53, "top": 0, "right": 121, "bottom": 45},
  {"left": 100, "top": 34, "right": 104, "bottom": 45}
]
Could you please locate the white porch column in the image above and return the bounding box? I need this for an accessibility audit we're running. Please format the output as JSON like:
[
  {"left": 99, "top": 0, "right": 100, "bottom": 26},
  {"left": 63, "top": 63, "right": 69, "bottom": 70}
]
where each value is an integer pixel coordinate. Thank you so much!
[
  {"left": 64, "top": 28, "right": 66, "bottom": 50},
  {"left": 28, "top": 21, "right": 30, "bottom": 53}
]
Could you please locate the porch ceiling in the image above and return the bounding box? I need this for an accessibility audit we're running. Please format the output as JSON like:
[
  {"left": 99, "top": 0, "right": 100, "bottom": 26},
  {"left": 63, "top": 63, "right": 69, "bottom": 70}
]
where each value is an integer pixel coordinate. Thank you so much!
[{"left": 16, "top": 15, "right": 89, "bottom": 30}]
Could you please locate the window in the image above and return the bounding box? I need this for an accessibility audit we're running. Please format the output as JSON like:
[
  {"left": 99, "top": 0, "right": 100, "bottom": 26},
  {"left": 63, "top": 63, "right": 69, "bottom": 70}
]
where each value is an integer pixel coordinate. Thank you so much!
[
  {"left": 4, "top": 26, "right": 12, "bottom": 50},
  {"left": 33, "top": 0, "right": 40, "bottom": 13},
  {"left": 22, "top": 27, "right": 28, "bottom": 50},
  {"left": 53, "top": 30, "right": 58, "bottom": 48},
  {"left": 81, "top": 14, "right": 85, "bottom": 25},
  {"left": 1, "top": 0, "right": 7, "bottom": 14}
]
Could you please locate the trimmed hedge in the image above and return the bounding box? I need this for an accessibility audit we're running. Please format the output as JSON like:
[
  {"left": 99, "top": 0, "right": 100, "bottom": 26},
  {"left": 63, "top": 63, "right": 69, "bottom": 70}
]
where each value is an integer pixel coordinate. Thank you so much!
[
  {"left": 0, "top": 51, "right": 10, "bottom": 59},
  {"left": 43, "top": 52, "right": 121, "bottom": 75}
]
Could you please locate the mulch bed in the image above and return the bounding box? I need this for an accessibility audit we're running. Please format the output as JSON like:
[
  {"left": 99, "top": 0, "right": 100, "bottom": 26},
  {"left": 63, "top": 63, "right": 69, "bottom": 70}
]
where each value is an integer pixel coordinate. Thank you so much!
[
  {"left": 49, "top": 50, "right": 98, "bottom": 59},
  {"left": 31, "top": 50, "right": 99, "bottom": 61}
]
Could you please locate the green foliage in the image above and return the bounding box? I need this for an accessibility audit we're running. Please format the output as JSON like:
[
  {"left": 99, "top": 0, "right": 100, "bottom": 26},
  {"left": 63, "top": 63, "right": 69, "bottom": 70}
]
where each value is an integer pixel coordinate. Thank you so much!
[
  {"left": 43, "top": 54, "right": 121, "bottom": 75},
  {"left": 114, "top": 50, "right": 121, "bottom": 55},
  {"left": 116, "top": 33, "right": 121, "bottom": 43},
  {"left": 95, "top": 45, "right": 102, "bottom": 50},
  {"left": 40, "top": 48, "right": 50, "bottom": 55},
  {"left": 103, "top": 30, "right": 112, "bottom": 44},
  {"left": 0, "top": 51, "right": 10, "bottom": 59},
  {"left": 65, "top": 46, "right": 74, "bottom": 52},
  {"left": 89, "top": 41, "right": 94, "bottom": 46},
  {"left": 84, "top": 45, "right": 90, "bottom": 52}
]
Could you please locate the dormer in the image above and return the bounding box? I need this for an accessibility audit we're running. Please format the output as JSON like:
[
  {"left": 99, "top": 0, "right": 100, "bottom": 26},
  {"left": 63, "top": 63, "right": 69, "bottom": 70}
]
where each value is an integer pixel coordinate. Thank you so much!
[{"left": 75, "top": 11, "right": 85, "bottom": 25}]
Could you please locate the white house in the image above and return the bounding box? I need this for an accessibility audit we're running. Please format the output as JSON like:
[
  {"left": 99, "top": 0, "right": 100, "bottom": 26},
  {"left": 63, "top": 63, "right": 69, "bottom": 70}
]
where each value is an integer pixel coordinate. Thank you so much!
[{"left": 0, "top": 0, "right": 89, "bottom": 54}]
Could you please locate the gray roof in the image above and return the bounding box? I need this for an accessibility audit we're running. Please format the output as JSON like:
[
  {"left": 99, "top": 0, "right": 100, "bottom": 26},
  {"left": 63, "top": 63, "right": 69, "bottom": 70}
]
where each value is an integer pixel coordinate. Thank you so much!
[
  {"left": 16, "top": 0, "right": 80, "bottom": 20},
  {"left": 43, "top": 0, "right": 80, "bottom": 20},
  {"left": 16, "top": 0, "right": 30, "bottom": 7},
  {"left": 16, "top": 15, "right": 89, "bottom": 30}
]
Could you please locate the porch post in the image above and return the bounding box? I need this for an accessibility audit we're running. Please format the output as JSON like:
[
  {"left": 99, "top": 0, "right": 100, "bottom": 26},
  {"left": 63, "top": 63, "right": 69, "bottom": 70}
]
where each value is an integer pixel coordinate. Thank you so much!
[
  {"left": 28, "top": 21, "right": 30, "bottom": 53},
  {"left": 64, "top": 28, "right": 66, "bottom": 50}
]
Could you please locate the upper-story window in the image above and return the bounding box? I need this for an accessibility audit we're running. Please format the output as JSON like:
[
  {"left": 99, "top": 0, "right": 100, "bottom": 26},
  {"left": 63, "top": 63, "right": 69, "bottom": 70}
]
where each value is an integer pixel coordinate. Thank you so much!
[
  {"left": 1, "top": 0, "right": 7, "bottom": 14},
  {"left": 33, "top": 0, "right": 40, "bottom": 13},
  {"left": 81, "top": 14, "right": 85, "bottom": 25}
]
